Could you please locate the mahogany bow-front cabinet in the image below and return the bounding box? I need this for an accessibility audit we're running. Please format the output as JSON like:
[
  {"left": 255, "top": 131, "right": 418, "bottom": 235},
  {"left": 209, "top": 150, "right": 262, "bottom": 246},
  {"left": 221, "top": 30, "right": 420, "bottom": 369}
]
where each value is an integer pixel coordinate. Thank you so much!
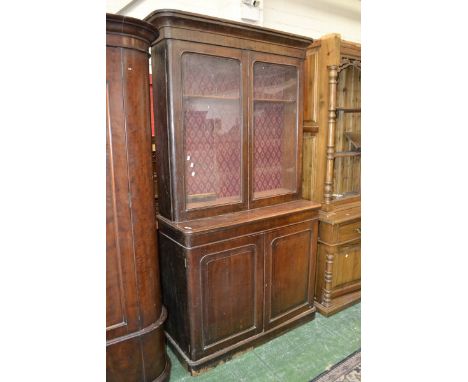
[
  {"left": 145, "top": 9, "right": 320, "bottom": 374},
  {"left": 106, "top": 14, "right": 170, "bottom": 381}
]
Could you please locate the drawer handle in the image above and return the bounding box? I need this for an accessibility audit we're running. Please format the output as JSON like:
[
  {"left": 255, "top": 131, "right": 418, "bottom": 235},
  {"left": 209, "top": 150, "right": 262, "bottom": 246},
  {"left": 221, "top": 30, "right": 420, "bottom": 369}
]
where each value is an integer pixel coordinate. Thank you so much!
[{"left": 355, "top": 228, "right": 361, "bottom": 234}]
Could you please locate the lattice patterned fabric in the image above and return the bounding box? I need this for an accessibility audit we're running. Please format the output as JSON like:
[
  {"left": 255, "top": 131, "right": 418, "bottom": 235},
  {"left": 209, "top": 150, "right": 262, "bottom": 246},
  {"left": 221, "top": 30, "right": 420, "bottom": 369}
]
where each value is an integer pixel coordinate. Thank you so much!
[
  {"left": 184, "top": 109, "right": 216, "bottom": 197},
  {"left": 184, "top": 103, "right": 241, "bottom": 199},
  {"left": 183, "top": 54, "right": 240, "bottom": 98},
  {"left": 214, "top": 106, "right": 241, "bottom": 197},
  {"left": 253, "top": 102, "right": 284, "bottom": 192},
  {"left": 182, "top": 55, "right": 299, "bottom": 201},
  {"left": 253, "top": 62, "right": 296, "bottom": 100},
  {"left": 182, "top": 53, "right": 242, "bottom": 203}
]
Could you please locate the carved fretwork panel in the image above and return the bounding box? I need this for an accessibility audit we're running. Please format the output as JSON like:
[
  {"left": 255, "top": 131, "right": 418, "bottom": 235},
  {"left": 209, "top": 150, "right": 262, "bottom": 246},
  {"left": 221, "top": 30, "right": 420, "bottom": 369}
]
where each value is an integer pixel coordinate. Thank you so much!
[{"left": 338, "top": 57, "right": 361, "bottom": 73}]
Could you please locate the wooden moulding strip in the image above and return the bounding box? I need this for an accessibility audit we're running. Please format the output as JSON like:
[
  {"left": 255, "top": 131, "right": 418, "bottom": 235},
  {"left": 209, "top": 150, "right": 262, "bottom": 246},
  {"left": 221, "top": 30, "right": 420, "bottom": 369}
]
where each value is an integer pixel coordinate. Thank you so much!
[
  {"left": 317, "top": 237, "right": 360, "bottom": 247},
  {"left": 144, "top": 9, "right": 313, "bottom": 48},
  {"left": 165, "top": 307, "right": 316, "bottom": 367},
  {"left": 334, "top": 151, "right": 360, "bottom": 158},
  {"left": 106, "top": 306, "right": 168, "bottom": 346},
  {"left": 336, "top": 108, "right": 361, "bottom": 113},
  {"left": 303, "top": 121, "right": 319, "bottom": 134}
]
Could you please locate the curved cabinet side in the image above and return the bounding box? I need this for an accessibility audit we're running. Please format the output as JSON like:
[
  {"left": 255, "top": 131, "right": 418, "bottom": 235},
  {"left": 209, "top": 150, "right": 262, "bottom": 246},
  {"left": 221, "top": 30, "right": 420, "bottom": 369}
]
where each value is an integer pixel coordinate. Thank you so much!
[{"left": 106, "top": 13, "right": 170, "bottom": 382}]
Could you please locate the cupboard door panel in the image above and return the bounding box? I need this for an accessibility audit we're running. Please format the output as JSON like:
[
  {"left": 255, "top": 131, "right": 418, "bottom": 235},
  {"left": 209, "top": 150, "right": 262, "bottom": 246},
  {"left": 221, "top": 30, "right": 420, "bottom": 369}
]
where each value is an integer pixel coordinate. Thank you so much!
[
  {"left": 331, "top": 242, "right": 361, "bottom": 296},
  {"left": 191, "top": 235, "right": 264, "bottom": 355},
  {"left": 264, "top": 221, "right": 317, "bottom": 330},
  {"left": 271, "top": 230, "right": 309, "bottom": 315}
]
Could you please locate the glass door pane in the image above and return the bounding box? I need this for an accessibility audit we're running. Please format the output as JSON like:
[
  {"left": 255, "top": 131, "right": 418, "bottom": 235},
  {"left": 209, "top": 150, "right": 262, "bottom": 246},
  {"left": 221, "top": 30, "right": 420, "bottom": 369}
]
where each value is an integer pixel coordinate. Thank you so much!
[
  {"left": 182, "top": 53, "right": 242, "bottom": 210},
  {"left": 333, "top": 64, "right": 361, "bottom": 200},
  {"left": 253, "top": 62, "right": 298, "bottom": 199}
]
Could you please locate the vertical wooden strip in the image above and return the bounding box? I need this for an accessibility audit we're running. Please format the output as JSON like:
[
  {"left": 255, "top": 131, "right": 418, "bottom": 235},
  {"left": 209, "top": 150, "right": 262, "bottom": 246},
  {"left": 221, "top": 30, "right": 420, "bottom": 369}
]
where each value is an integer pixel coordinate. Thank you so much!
[
  {"left": 324, "top": 65, "right": 338, "bottom": 205},
  {"left": 302, "top": 47, "right": 319, "bottom": 201},
  {"left": 334, "top": 68, "right": 346, "bottom": 196},
  {"left": 343, "top": 67, "right": 354, "bottom": 194}
]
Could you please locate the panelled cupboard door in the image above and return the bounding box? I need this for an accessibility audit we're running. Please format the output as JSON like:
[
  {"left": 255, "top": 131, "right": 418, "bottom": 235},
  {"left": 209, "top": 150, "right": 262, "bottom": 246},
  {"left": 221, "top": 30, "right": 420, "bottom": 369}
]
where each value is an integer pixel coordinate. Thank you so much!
[
  {"left": 188, "top": 235, "right": 264, "bottom": 358},
  {"left": 264, "top": 221, "right": 317, "bottom": 330},
  {"left": 249, "top": 52, "right": 304, "bottom": 209},
  {"left": 331, "top": 242, "right": 361, "bottom": 298},
  {"left": 171, "top": 41, "right": 249, "bottom": 220}
]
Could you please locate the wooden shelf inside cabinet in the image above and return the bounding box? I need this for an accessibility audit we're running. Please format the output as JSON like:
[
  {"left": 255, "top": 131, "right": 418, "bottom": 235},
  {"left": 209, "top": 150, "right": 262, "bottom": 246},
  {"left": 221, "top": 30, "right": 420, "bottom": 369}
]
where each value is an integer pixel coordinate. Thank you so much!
[
  {"left": 254, "top": 98, "right": 296, "bottom": 103},
  {"left": 334, "top": 151, "right": 361, "bottom": 158},
  {"left": 183, "top": 94, "right": 240, "bottom": 101},
  {"left": 336, "top": 107, "right": 361, "bottom": 113}
]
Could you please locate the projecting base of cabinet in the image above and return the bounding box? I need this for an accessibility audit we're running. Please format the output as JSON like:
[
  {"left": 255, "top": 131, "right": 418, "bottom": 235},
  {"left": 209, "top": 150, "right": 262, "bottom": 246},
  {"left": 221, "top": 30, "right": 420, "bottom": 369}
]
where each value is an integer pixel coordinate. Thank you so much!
[
  {"left": 166, "top": 307, "right": 316, "bottom": 375},
  {"left": 314, "top": 290, "right": 361, "bottom": 317},
  {"left": 153, "top": 357, "right": 171, "bottom": 382}
]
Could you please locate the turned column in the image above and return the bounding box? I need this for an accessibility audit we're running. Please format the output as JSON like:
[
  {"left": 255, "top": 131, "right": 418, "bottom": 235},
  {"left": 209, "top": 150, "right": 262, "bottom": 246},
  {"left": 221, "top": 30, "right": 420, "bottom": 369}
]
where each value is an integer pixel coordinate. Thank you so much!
[
  {"left": 323, "top": 65, "right": 338, "bottom": 205},
  {"left": 322, "top": 252, "right": 335, "bottom": 307},
  {"left": 106, "top": 14, "right": 170, "bottom": 382}
]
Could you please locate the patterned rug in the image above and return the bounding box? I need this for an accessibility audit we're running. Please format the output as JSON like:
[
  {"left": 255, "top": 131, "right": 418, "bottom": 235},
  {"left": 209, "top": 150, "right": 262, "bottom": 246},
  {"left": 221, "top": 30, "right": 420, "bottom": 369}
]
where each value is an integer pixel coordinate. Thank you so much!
[{"left": 310, "top": 350, "right": 361, "bottom": 382}]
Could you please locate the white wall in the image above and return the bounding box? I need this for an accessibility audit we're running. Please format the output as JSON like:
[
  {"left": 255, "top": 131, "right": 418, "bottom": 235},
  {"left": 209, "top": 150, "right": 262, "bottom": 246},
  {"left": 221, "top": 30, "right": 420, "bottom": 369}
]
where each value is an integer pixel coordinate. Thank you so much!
[{"left": 106, "top": 0, "right": 361, "bottom": 42}]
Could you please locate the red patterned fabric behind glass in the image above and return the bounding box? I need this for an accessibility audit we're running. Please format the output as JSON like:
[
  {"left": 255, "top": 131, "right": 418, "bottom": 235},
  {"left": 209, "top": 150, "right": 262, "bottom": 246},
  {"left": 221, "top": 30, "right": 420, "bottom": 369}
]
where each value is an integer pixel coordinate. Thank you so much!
[
  {"left": 183, "top": 56, "right": 240, "bottom": 98},
  {"left": 253, "top": 62, "right": 297, "bottom": 194},
  {"left": 184, "top": 109, "right": 216, "bottom": 196},
  {"left": 182, "top": 53, "right": 242, "bottom": 203},
  {"left": 253, "top": 67, "right": 286, "bottom": 100},
  {"left": 184, "top": 105, "right": 241, "bottom": 198},
  {"left": 254, "top": 103, "right": 284, "bottom": 192}
]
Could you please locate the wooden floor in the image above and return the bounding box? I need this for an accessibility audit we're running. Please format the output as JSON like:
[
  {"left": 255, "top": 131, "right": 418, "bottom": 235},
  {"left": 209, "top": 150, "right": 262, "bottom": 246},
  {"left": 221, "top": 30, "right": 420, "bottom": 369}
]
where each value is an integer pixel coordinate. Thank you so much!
[{"left": 167, "top": 303, "right": 361, "bottom": 381}]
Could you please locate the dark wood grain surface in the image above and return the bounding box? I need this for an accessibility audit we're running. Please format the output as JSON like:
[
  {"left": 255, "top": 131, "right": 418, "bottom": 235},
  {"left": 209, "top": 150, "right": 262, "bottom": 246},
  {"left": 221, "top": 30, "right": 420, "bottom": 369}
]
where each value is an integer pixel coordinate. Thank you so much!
[{"left": 106, "top": 13, "right": 170, "bottom": 382}]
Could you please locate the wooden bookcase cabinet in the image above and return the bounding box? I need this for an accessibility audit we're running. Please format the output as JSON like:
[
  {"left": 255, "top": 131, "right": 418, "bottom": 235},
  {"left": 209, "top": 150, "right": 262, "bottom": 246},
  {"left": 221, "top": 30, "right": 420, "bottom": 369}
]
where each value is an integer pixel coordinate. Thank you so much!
[
  {"left": 146, "top": 10, "right": 320, "bottom": 373},
  {"left": 302, "top": 34, "right": 361, "bottom": 316}
]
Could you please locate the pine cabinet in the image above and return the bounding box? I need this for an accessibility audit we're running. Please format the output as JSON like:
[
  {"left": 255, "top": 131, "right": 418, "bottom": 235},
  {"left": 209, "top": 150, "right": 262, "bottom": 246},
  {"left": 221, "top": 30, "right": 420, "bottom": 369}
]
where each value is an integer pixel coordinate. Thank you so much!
[
  {"left": 302, "top": 35, "right": 361, "bottom": 316},
  {"left": 145, "top": 9, "right": 320, "bottom": 373}
]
